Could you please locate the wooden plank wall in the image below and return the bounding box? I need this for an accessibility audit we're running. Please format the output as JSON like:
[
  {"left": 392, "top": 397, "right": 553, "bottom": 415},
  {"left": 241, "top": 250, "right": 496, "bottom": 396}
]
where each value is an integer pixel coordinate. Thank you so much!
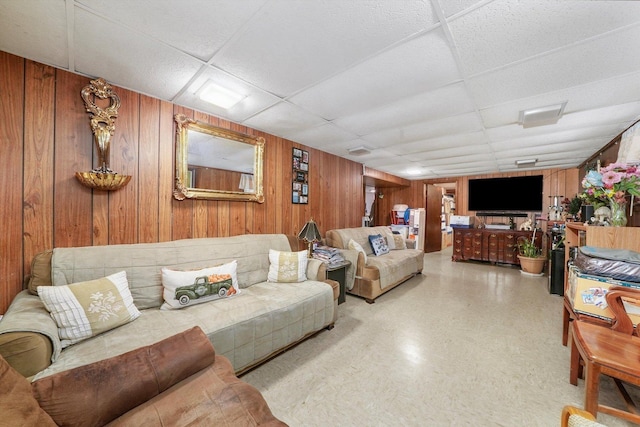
[{"left": 0, "top": 52, "right": 363, "bottom": 313}]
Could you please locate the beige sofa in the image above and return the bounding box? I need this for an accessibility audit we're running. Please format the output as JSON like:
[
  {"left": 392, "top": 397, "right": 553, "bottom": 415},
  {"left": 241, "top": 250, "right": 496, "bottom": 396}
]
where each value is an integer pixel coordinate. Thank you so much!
[
  {"left": 0, "top": 234, "right": 337, "bottom": 379},
  {"left": 325, "top": 226, "right": 424, "bottom": 303}
]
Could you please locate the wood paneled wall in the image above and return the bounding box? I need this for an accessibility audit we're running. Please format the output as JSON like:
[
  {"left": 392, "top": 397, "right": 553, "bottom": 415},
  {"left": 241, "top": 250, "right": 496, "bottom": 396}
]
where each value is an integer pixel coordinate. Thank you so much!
[{"left": 0, "top": 52, "right": 363, "bottom": 313}]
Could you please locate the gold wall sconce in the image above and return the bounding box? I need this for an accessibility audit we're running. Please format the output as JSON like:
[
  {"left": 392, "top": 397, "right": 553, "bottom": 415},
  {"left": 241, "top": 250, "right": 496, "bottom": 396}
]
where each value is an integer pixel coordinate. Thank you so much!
[{"left": 75, "top": 78, "right": 131, "bottom": 191}]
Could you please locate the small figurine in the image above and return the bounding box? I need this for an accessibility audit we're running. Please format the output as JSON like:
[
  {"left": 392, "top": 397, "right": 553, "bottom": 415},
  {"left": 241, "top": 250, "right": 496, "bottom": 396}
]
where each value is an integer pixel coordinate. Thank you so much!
[{"left": 519, "top": 218, "right": 533, "bottom": 231}]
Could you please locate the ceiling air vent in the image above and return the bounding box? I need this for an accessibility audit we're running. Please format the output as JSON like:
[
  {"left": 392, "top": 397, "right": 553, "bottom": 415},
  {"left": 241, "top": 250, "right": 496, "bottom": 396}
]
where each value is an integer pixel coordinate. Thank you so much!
[
  {"left": 518, "top": 102, "right": 567, "bottom": 128},
  {"left": 347, "top": 146, "right": 372, "bottom": 156}
]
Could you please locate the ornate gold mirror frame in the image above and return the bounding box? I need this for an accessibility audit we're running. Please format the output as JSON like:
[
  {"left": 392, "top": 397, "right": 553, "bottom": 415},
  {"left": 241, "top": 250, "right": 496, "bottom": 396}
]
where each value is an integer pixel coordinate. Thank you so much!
[{"left": 174, "top": 114, "right": 265, "bottom": 202}]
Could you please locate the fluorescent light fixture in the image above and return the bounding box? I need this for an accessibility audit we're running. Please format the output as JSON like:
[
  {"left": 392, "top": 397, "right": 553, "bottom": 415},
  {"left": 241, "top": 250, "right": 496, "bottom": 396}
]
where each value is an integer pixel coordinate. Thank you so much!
[
  {"left": 518, "top": 102, "right": 567, "bottom": 128},
  {"left": 198, "top": 81, "right": 245, "bottom": 109},
  {"left": 515, "top": 158, "right": 538, "bottom": 167},
  {"left": 347, "top": 146, "right": 372, "bottom": 156},
  {"left": 406, "top": 168, "right": 423, "bottom": 176}
]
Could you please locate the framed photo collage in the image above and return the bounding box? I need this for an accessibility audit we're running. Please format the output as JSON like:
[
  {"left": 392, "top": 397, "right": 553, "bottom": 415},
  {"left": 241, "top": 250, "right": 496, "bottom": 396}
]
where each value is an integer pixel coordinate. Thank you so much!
[{"left": 292, "top": 148, "right": 309, "bottom": 204}]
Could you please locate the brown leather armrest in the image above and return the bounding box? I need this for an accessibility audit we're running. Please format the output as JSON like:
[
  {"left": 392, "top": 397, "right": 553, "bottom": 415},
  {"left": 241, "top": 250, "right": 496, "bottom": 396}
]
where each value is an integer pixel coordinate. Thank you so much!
[{"left": 32, "top": 326, "right": 216, "bottom": 427}]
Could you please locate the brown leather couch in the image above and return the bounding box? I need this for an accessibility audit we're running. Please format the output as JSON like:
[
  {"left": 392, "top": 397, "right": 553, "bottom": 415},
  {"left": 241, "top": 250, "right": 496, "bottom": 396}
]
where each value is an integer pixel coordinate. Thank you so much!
[{"left": 0, "top": 326, "right": 286, "bottom": 426}]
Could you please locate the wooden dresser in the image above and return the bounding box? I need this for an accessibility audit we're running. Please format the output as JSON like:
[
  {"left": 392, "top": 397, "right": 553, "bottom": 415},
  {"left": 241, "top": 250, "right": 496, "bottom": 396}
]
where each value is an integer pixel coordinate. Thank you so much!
[{"left": 452, "top": 228, "right": 542, "bottom": 265}]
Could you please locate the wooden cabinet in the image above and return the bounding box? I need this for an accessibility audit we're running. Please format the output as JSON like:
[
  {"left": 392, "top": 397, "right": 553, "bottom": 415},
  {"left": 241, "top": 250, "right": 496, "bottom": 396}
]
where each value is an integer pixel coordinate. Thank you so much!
[{"left": 452, "top": 228, "right": 541, "bottom": 265}]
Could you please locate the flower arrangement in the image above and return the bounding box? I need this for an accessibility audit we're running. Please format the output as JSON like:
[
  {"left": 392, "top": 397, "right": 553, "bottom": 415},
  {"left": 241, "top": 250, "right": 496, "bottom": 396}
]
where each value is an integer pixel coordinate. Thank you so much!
[{"left": 580, "top": 163, "right": 640, "bottom": 208}]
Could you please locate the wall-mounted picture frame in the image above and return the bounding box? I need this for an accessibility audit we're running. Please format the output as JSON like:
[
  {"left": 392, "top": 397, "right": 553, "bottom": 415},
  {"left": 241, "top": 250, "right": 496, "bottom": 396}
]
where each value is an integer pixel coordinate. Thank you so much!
[{"left": 292, "top": 148, "right": 309, "bottom": 204}]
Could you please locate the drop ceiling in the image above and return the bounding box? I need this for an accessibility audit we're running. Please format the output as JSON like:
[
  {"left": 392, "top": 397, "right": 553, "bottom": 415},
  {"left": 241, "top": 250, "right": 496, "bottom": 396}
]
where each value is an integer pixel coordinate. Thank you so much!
[{"left": 2, "top": 0, "right": 640, "bottom": 179}]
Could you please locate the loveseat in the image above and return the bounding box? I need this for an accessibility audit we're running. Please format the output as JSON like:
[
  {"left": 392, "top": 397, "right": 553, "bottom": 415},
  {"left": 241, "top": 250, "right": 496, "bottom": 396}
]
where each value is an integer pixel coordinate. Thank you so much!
[
  {"left": 0, "top": 234, "right": 338, "bottom": 379},
  {"left": 325, "top": 226, "right": 424, "bottom": 303},
  {"left": 1, "top": 326, "right": 287, "bottom": 426}
]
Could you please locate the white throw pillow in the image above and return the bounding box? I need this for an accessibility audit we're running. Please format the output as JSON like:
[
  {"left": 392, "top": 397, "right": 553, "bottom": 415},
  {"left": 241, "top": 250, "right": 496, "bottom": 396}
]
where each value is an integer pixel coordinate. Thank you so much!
[
  {"left": 348, "top": 239, "right": 367, "bottom": 264},
  {"left": 38, "top": 271, "right": 140, "bottom": 348},
  {"left": 391, "top": 234, "right": 407, "bottom": 250},
  {"left": 268, "top": 250, "right": 308, "bottom": 283},
  {"left": 161, "top": 261, "right": 240, "bottom": 310}
]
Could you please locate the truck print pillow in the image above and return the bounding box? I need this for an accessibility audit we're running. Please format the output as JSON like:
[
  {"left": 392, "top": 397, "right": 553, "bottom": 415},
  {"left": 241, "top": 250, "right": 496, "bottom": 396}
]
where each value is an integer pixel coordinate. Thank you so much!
[{"left": 160, "top": 261, "right": 240, "bottom": 310}]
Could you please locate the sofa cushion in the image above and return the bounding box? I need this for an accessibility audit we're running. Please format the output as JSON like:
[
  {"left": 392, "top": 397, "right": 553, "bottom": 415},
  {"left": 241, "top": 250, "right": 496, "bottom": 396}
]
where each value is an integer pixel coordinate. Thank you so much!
[
  {"left": 38, "top": 271, "right": 141, "bottom": 348},
  {"left": 368, "top": 234, "right": 390, "bottom": 256},
  {"left": 268, "top": 249, "right": 308, "bottom": 283},
  {"left": 27, "top": 249, "right": 53, "bottom": 295},
  {"left": 348, "top": 239, "right": 367, "bottom": 264},
  {"left": 32, "top": 326, "right": 216, "bottom": 427},
  {"left": 0, "top": 355, "right": 56, "bottom": 426},
  {"left": 391, "top": 233, "right": 407, "bottom": 250},
  {"left": 160, "top": 261, "right": 240, "bottom": 310}
]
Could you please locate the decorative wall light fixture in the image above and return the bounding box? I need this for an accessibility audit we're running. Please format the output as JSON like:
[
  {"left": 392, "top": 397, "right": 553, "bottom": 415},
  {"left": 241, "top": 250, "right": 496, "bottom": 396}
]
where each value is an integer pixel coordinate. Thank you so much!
[{"left": 75, "top": 78, "right": 131, "bottom": 191}]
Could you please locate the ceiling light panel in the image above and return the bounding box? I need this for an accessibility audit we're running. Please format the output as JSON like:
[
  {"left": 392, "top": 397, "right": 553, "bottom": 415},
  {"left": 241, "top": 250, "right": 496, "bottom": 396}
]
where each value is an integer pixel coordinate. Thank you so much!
[
  {"left": 210, "top": 0, "right": 436, "bottom": 97},
  {"left": 174, "top": 67, "right": 281, "bottom": 122},
  {"left": 74, "top": 9, "right": 203, "bottom": 100},
  {"left": 290, "top": 29, "right": 461, "bottom": 119},
  {"left": 467, "top": 24, "right": 640, "bottom": 109},
  {"left": 449, "top": 1, "right": 640, "bottom": 76},
  {"left": 0, "top": 1, "right": 68, "bottom": 68},
  {"left": 518, "top": 102, "right": 566, "bottom": 128},
  {"left": 479, "top": 70, "right": 640, "bottom": 129}
]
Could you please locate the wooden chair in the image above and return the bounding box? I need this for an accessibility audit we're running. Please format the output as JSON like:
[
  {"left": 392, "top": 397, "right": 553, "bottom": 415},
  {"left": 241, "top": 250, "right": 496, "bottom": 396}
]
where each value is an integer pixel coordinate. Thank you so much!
[
  {"left": 569, "top": 285, "right": 640, "bottom": 424},
  {"left": 390, "top": 210, "right": 406, "bottom": 225},
  {"left": 561, "top": 406, "right": 607, "bottom": 426}
]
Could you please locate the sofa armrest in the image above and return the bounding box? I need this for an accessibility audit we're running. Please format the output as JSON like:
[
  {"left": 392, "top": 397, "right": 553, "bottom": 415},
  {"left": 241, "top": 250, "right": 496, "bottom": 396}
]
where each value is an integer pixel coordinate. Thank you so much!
[
  {"left": 0, "top": 290, "right": 60, "bottom": 375},
  {"left": 334, "top": 249, "right": 359, "bottom": 291},
  {"left": 405, "top": 239, "right": 416, "bottom": 249},
  {"left": 306, "top": 258, "right": 325, "bottom": 281}
]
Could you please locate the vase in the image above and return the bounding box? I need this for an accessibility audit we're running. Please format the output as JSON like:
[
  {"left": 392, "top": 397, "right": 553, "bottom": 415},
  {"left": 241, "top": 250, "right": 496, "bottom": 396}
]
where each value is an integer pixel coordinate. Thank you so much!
[{"left": 609, "top": 199, "right": 627, "bottom": 227}]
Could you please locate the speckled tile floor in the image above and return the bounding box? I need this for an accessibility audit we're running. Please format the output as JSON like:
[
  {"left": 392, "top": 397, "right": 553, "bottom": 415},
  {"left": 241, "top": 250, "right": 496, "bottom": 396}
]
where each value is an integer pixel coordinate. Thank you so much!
[{"left": 241, "top": 247, "right": 639, "bottom": 426}]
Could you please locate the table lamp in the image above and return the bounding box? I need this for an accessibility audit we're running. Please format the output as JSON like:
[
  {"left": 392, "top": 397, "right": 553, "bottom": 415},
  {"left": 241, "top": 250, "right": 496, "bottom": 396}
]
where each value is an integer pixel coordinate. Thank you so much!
[{"left": 298, "top": 218, "right": 322, "bottom": 257}]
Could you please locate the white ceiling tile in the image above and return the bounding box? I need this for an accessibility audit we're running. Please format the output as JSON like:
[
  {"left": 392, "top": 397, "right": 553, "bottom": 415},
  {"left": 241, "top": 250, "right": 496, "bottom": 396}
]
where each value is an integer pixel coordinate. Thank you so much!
[
  {"left": 388, "top": 130, "right": 489, "bottom": 155},
  {"left": 467, "top": 24, "right": 640, "bottom": 108},
  {"left": 334, "top": 83, "right": 476, "bottom": 135},
  {"left": 242, "top": 102, "right": 327, "bottom": 136},
  {"left": 284, "top": 123, "right": 358, "bottom": 148},
  {"left": 211, "top": 0, "right": 436, "bottom": 96},
  {"left": 76, "top": 0, "right": 267, "bottom": 61},
  {"left": 74, "top": 9, "right": 203, "bottom": 100},
  {"left": 450, "top": 0, "right": 640, "bottom": 76},
  {"left": 289, "top": 29, "right": 461, "bottom": 119},
  {"left": 362, "top": 112, "right": 483, "bottom": 146},
  {"left": 0, "top": 0, "right": 68, "bottom": 68},
  {"left": 440, "top": 0, "right": 488, "bottom": 18}
]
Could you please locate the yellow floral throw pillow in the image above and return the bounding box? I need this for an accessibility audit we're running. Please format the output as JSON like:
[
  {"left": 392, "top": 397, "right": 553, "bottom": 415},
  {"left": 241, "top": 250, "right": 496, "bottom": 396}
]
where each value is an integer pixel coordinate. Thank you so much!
[
  {"left": 38, "top": 271, "right": 140, "bottom": 348},
  {"left": 267, "top": 250, "right": 308, "bottom": 283}
]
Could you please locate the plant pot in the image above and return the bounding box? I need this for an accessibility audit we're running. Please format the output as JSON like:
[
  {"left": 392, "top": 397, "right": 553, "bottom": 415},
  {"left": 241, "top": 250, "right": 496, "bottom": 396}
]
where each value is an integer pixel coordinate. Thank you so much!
[{"left": 518, "top": 255, "right": 546, "bottom": 275}]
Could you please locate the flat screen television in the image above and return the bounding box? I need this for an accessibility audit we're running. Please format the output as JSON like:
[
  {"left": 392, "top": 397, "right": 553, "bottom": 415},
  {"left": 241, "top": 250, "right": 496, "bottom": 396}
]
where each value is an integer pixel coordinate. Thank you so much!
[{"left": 468, "top": 175, "right": 543, "bottom": 212}]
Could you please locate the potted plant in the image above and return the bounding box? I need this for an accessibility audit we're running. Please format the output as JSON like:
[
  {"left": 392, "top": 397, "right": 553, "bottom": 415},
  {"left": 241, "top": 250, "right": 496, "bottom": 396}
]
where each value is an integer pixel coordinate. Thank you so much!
[{"left": 517, "top": 230, "right": 546, "bottom": 275}]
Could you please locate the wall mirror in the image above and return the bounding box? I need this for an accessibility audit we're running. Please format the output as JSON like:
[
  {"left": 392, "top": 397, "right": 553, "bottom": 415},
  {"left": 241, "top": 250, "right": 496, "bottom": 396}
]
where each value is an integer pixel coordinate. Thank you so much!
[{"left": 174, "top": 114, "right": 265, "bottom": 202}]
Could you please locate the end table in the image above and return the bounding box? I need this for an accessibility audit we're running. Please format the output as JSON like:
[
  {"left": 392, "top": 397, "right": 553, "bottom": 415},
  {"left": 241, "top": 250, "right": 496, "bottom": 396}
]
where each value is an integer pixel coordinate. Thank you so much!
[{"left": 326, "top": 260, "right": 351, "bottom": 304}]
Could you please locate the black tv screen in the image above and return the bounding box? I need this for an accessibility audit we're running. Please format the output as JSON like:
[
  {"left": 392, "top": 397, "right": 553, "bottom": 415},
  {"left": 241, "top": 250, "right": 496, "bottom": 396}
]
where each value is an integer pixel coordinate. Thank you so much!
[{"left": 468, "top": 175, "right": 543, "bottom": 212}]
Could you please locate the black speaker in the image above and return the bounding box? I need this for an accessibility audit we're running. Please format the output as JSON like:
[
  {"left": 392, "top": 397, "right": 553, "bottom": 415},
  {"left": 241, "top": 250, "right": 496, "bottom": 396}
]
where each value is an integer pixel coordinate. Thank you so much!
[
  {"left": 549, "top": 248, "right": 565, "bottom": 296},
  {"left": 581, "top": 205, "right": 594, "bottom": 222}
]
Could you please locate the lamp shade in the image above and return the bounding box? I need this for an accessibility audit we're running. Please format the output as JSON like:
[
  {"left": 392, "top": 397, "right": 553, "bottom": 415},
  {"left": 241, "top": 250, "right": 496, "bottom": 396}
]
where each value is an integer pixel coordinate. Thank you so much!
[{"left": 298, "top": 218, "right": 322, "bottom": 243}]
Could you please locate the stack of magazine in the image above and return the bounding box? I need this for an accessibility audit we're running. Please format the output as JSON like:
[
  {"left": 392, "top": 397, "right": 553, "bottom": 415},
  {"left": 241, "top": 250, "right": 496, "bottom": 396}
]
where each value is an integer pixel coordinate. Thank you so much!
[{"left": 313, "top": 245, "right": 345, "bottom": 267}]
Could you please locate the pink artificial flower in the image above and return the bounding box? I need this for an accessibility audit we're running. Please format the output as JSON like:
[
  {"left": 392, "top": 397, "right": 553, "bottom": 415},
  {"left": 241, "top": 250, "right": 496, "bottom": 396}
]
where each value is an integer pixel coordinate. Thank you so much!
[
  {"left": 601, "top": 170, "right": 623, "bottom": 188},
  {"left": 602, "top": 162, "right": 626, "bottom": 173}
]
